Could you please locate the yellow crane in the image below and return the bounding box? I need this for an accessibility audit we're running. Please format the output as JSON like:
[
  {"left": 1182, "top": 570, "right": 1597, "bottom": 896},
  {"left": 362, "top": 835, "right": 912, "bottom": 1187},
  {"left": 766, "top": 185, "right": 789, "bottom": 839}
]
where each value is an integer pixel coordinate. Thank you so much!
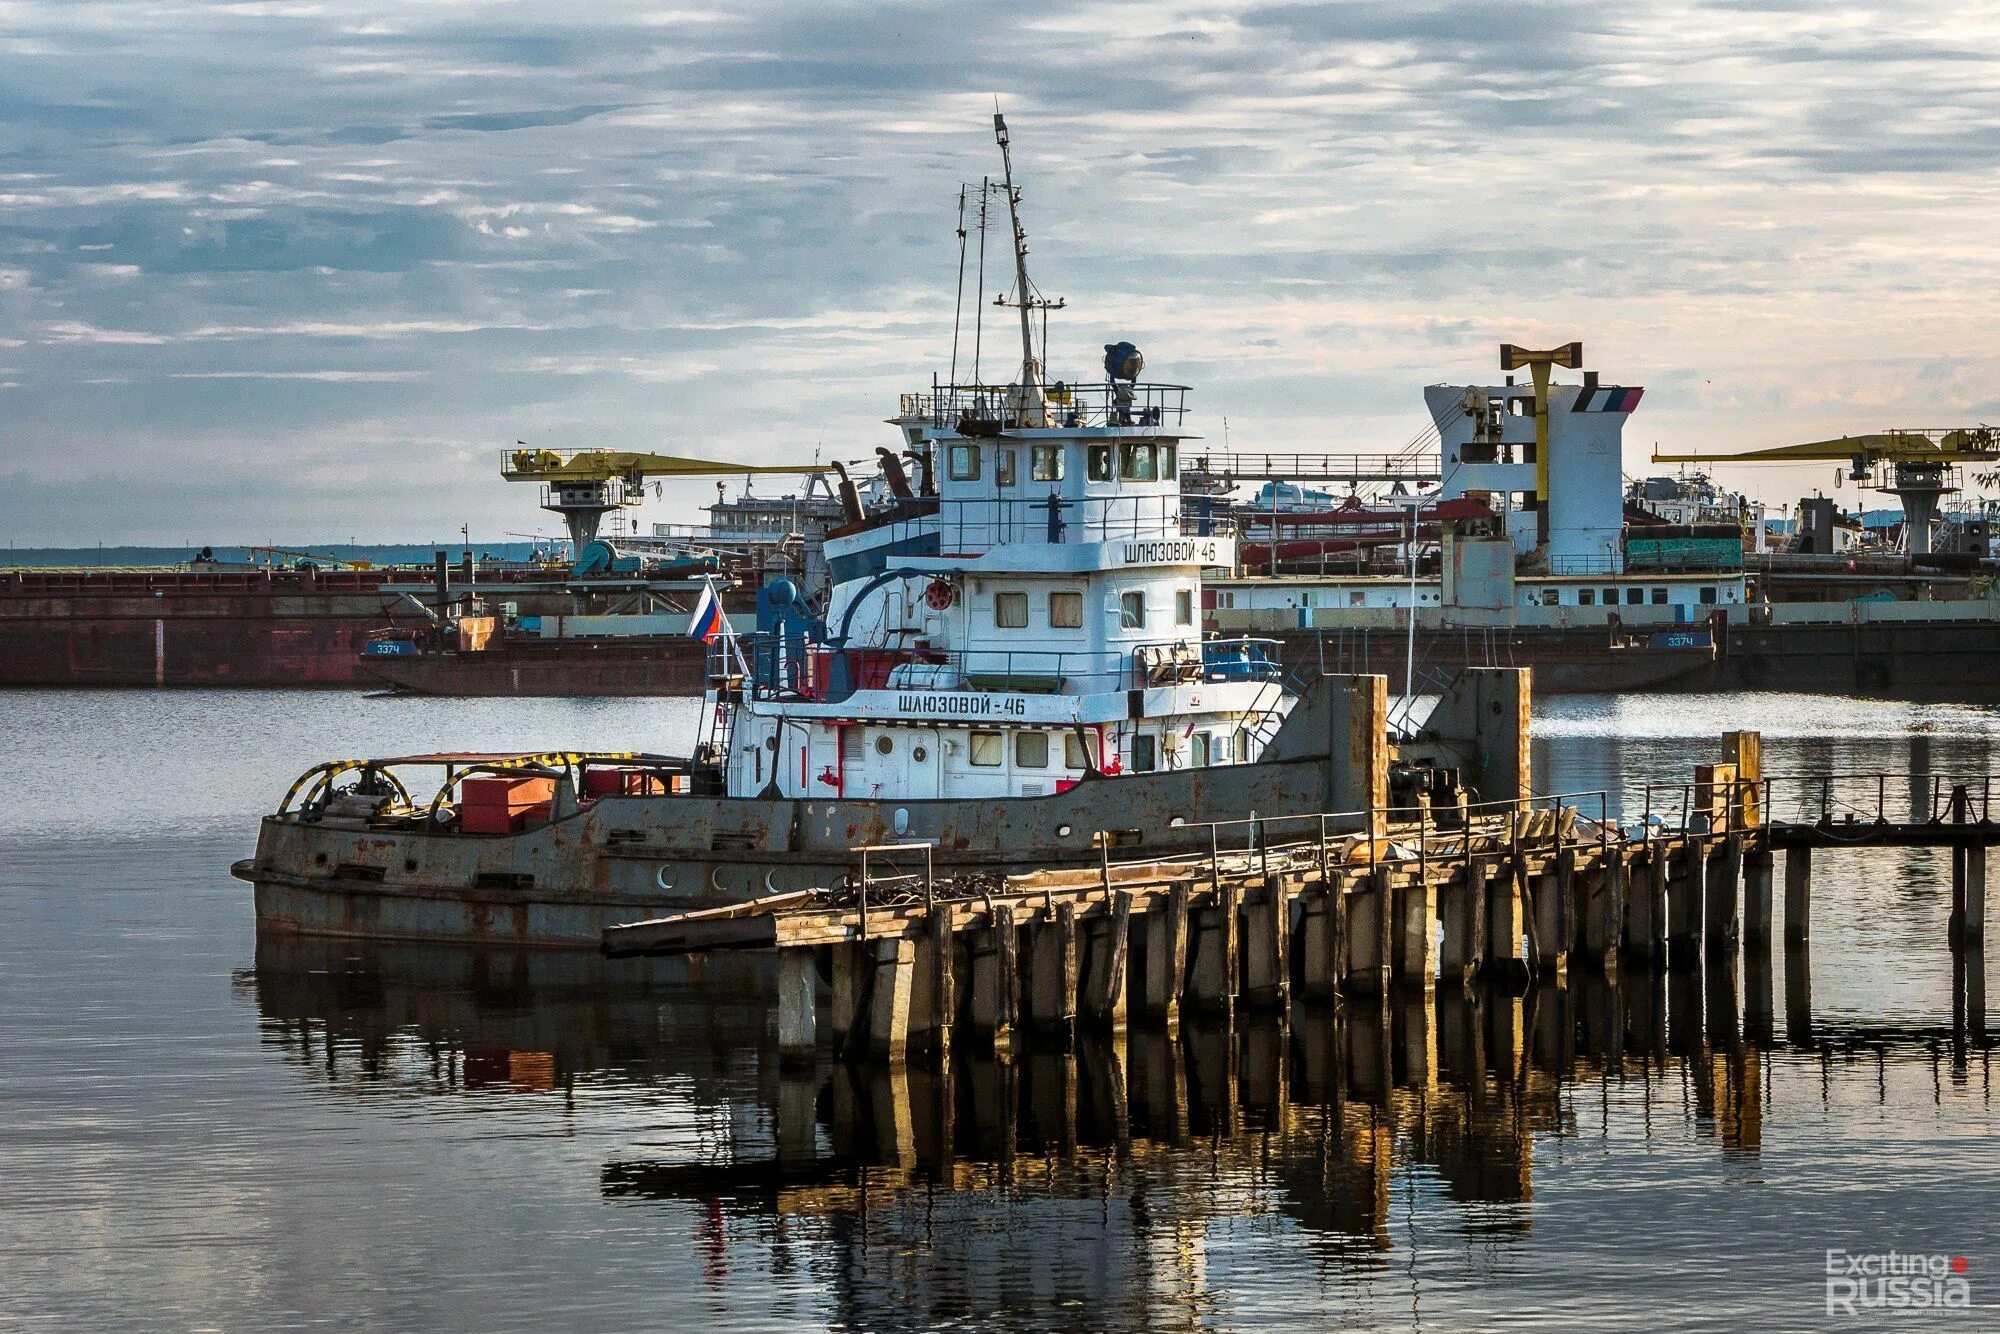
[
  {"left": 1653, "top": 427, "right": 2000, "bottom": 556},
  {"left": 501, "top": 447, "right": 828, "bottom": 549}
]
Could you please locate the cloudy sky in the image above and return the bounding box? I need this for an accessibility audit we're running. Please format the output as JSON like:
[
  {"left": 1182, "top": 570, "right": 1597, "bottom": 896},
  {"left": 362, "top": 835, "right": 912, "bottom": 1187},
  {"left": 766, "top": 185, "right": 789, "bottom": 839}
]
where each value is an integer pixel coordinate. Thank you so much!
[{"left": 2, "top": 0, "right": 1997, "bottom": 545}]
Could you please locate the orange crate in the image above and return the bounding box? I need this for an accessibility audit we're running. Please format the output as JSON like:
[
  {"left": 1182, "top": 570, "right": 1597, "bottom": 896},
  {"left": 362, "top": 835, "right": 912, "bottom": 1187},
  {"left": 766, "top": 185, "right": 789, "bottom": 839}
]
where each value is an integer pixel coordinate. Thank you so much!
[
  {"left": 461, "top": 775, "right": 555, "bottom": 810},
  {"left": 584, "top": 768, "right": 666, "bottom": 797}
]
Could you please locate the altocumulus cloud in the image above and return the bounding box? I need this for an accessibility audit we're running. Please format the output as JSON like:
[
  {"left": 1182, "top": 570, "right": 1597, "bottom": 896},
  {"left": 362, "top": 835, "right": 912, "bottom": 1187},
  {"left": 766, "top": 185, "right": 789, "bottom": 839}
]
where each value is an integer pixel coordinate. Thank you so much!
[{"left": 0, "top": 0, "right": 1996, "bottom": 542}]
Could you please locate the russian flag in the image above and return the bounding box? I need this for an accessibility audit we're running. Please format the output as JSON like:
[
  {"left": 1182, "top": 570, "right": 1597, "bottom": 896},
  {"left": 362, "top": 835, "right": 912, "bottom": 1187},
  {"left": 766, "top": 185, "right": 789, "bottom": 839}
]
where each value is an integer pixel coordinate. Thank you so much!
[{"left": 688, "top": 583, "right": 725, "bottom": 642}]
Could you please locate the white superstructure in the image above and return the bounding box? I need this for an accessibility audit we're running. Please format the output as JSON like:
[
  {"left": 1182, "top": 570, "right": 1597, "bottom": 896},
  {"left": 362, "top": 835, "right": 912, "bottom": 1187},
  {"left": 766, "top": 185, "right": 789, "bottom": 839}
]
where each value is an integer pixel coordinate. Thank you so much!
[{"left": 712, "top": 114, "right": 1292, "bottom": 803}]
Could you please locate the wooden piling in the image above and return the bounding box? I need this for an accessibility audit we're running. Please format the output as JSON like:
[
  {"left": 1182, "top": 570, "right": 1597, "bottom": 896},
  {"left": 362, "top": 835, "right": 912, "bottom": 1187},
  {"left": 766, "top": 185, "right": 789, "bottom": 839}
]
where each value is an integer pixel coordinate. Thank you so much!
[
  {"left": 1299, "top": 878, "right": 1344, "bottom": 999},
  {"left": 911, "top": 902, "right": 956, "bottom": 1053},
  {"left": 1705, "top": 834, "right": 1743, "bottom": 953},
  {"left": 1533, "top": 852, "right": 1570, "bottom": 979},
  {"left": 1579, "top": 857, "right": 1622, "bottom": 967},
  {"left": 1143, "top": 882, "right": 1189, "bottom": 1025},
  {"left": 1784, "top": 847, "right": 1812, "bottom": 947},
  {"left": 1083, "top": 890, "right": 1131, "bottom": 1029},
  {"left": 1345, "top": 870, "right": 1392, "bottom": 995},
  {"left": 868, "top": 937, "right": 915, "bottom": 1060},
  {"left": 829, "top": 940, "right": 867, "bottom": 1041},
  {"left": 1245, "top": 877, "right": 1291, "bottom": 1007},
  {"left": 1743, "top": 848, "right": 1774, "bottom": 949},
  {"left": 1438, "top": 858, "right": 1486, "bottom": 985},
  {"left": 1952, "top": 848, "right": 1987, "bottom": 948},
  {"left": 1395, "top": 874, "right": 1437, "bottom": 988},
  {"left": 1666, "top": 843, "right": 1702, "bottom": 969},
  {"left": 1624, "top": 848, "right": 1668, "bottom": 964},
  {"left": 1484, "top": 858, "right": 1527, "bottom": 985},
  {"left": 1028, "top": 903, "right": 1079, "bottom": 1033},
  {"left": 777, "top": 947, "right": 817, "bottom": 1065},
  {"left": 970, "top": 905, "right": 1019, "bottom": 1053},
  {"left": 1190, "top": 883, "right": 1240, "bottom": 1011}
]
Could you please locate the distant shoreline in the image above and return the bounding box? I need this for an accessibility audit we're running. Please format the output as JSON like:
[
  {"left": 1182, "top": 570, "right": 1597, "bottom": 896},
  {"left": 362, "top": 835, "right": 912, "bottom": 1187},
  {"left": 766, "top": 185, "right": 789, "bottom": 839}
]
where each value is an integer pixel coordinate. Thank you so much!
[{"left": 2, "top": 541, "right": 559, "bottom": 569}]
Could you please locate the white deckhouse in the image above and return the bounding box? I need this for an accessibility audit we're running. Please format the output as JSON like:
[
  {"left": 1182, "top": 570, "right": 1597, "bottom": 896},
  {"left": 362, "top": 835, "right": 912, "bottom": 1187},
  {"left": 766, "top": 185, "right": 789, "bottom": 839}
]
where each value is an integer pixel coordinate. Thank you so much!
[{"left": 716, "top": 116, "right": 1292, "bottom": 804}]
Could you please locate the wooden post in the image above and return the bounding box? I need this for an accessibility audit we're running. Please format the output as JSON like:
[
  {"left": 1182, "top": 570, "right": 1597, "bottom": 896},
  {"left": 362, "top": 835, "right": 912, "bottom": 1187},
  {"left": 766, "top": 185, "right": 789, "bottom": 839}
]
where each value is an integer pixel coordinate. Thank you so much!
[
  {"left": 1784, "top": 847, "right": 1812, "bottom": 947},
  {"left": 1743, "top": 848, "right": 1775, "bottom": 949},
  {"left": 1484, "top": 857, "right": 1527, "bottom": 985},
  {"left": 1705, "top": 833, "right": 1743, "bottom": 955},
  {"left": 1300, "top": 877, "right": 1344, "bottom": 999},
  {"left": 777, "top": 948, "right": 817, "bottom": 1066},
  {"left": 1395, "top": 873, "right": 1437, "bottom": 988},
  {"left": 910, "top": 902, "right": 956, "bottom": 1054},
  {"left": 1345, "top": 870, "right": 1392, "bottom": 994},
  {"left": 1084, "top": 890, "right": 1131, "bottom": 1030},
  {"left": 1439, "top": 859, "right": 1486, "bottom": 985},
  {"left": 1190, "top": 884, "right": 1240, "bottom": 1011},
  {"left": 1144, "top": 882, "right": 1189, "bottom": 1026},
  {"left": 829, "top": 940, "right": 868, "bottom": 1042},
  {"left": 971, "top": 905, "right": 1018, "bottom": 1053},
  {"left": 1029, "top": 902, "right": 1080, "bottom": 1033},
  {"left": 1245, "top": 878, "right": 1291, "bottom": 1007},
  {"left": 1723, "top": 731, "right": 1762, "bottom": 829},
  {"left": 1579, "top": 859, "right": 1620, "bottom": 967},
  {"left": 1952, "top": 844, "right": 1988, "bottom": 949},
  {"left": 1666, "top": 843, "right": 1702, "bottom": 969},
  {"left": 868, "top": 937, "right": 915, "bottom": 1061},
  {"left": 1534, "top": 854, "right": 1570, "bottom": 979}
]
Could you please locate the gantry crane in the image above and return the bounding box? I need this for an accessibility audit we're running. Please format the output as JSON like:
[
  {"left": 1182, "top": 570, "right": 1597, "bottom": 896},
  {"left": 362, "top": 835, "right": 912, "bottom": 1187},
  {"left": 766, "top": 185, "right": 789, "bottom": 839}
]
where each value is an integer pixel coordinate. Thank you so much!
[
  {"left": 1654, "top": 427, "right": 2000, "bottom": 556},
  {"left": 502, "top": 448, "right": 828, "bottom": 549}
]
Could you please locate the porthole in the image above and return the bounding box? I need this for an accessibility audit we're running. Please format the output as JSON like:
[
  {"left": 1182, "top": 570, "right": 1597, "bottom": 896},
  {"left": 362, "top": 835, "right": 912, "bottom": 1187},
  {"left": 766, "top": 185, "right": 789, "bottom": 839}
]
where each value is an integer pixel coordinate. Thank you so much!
[
  {"left": 912, "top": 746, "right": 928, "bottom": 763},
  {"left": 765, "top": 736, "right": 779, "bottom": 752},
  {"left": 875, "top": 735, "right": 894, "bottom": 755},
  {"left": 1057, "top": 823, "right": 1072, "bottom": 837}
]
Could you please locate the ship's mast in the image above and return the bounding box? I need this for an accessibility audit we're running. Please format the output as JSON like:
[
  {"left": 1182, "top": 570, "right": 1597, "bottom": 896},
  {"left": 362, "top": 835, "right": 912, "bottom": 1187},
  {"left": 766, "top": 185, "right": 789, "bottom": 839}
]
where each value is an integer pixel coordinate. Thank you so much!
[{"left": 992, "top": 112, "right": 1060, "bottom": 426}]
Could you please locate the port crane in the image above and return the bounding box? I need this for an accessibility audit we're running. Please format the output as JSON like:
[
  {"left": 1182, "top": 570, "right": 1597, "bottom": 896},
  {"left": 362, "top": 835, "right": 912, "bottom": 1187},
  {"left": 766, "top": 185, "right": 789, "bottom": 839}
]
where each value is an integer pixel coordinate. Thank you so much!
[
  {"left": 1654, "top": 427, "right": 2000, "bottom": 556},
  {"left": 502, "top": 447, "right": 828, "bottom": 550}
]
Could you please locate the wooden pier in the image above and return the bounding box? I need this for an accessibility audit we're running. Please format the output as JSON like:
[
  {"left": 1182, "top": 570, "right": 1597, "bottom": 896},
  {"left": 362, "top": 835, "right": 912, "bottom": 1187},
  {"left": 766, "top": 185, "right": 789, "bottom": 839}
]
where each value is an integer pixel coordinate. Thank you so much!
[{"left": 605, "top": 729, "right": 2000, "bottom": 1066}]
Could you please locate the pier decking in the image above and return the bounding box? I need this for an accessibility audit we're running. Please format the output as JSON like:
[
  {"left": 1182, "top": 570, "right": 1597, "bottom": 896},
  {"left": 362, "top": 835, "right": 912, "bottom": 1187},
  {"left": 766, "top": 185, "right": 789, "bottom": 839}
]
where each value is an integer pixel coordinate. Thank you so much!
[{"left": 605, "top": 729, "right": 1997, "bottom": 1065}]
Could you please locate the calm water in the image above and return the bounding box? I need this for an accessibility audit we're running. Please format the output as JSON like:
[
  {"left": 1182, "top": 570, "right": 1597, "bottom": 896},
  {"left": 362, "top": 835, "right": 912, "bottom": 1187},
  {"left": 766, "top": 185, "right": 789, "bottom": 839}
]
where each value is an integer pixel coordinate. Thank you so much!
[{"left": 2, "top": 689, "right": 1997, "bottom": 1330}]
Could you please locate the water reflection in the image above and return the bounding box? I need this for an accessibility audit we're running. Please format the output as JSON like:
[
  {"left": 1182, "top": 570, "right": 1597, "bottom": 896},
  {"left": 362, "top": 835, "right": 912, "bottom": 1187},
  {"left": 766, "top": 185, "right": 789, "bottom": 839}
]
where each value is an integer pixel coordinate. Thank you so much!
[{"left": 239, "top": 929, "right": 1998, "bottom": 1329}]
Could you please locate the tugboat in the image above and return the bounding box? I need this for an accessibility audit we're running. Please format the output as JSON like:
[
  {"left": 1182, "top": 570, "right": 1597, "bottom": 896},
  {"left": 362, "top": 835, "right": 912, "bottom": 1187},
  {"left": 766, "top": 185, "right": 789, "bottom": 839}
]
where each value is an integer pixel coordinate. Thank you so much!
[{"left": 232, "top": 116, "right": 1444, "bottom": 946}]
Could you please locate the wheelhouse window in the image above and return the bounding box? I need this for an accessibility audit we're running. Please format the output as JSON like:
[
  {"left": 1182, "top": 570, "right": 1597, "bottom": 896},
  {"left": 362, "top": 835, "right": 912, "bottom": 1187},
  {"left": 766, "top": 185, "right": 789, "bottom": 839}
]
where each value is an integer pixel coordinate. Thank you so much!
[
  {"left": 1602, "top": 587, "right": 1618, "bottom": 605},
  {"left": 1651, "top": 587, "right": 1668, "bottom": 605},
  {"left": 1015, "top": 732, "right": 1049, "bottom": 768},
  {"left": 948, "top": 444, "right": 981, "bottom": 482},
  {"left": 995, "top": 448, "right": 1017, "bottom": 487},
  {"left": 1159, "top": 442, "right": 1177, "bottom": 477},
  {"left": 1063, "top": 732, "right": 1089, "bottom": 770},
  {"left": 969, "top": 731, "right": 1003, "bottom": 766},
  {"left": 1175, "top": 588, "right": 1193, "bottom": 626},
  {"left": 995, "top": 592, "right": 1028, "bottom": 628},
  {"left": 1119, "top": 442, "right": 1157, "bottom": 482},
  {"left": 1120, "top": 591, "right": 1145, "bottom": 629},
  {"left": 1700, "top": 586, "right": 1717, "bottom": 604},
  {"left": 1131, "top": 733, "right": 1157, "bottom": 773},
  {"left": 1625, "top": 588, "right": 1643, "bottom": 605},
  {"left": 1049, "top": 591, "right": 1082, "bottom": 628},
  {"left": 1087, "top": 445, "right": 1113, "bottom": 481},
  {"left": 1031, "top": 445, "right": 1064, "bottom": 482},
  {"left": 1578, "top": 588, "right": 1595, "bottom": 606},
  {"left": 1190, "top": 731, "right": 1210, "bottom": 767}
]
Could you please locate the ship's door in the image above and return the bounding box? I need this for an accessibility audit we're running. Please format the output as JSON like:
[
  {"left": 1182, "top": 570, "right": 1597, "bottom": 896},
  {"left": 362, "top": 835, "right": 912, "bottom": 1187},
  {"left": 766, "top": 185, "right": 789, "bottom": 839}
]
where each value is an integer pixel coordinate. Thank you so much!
[{"left": 905, "top": 727, "right": 941, "bottom": 799}]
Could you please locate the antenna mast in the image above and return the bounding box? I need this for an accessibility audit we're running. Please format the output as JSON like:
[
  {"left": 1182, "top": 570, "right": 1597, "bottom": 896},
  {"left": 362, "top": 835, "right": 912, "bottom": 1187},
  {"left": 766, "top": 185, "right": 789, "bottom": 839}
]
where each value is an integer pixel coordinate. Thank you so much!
[{"left": 992, "top": 111, "right": 1062, "bottom": 424}]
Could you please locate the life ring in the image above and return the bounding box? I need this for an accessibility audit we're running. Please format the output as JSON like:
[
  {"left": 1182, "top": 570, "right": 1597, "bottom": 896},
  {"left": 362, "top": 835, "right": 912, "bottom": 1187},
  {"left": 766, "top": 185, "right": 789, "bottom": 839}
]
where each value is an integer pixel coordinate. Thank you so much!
[{"left": 923, "top": 578, "right": 956, "bottom": 611}]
